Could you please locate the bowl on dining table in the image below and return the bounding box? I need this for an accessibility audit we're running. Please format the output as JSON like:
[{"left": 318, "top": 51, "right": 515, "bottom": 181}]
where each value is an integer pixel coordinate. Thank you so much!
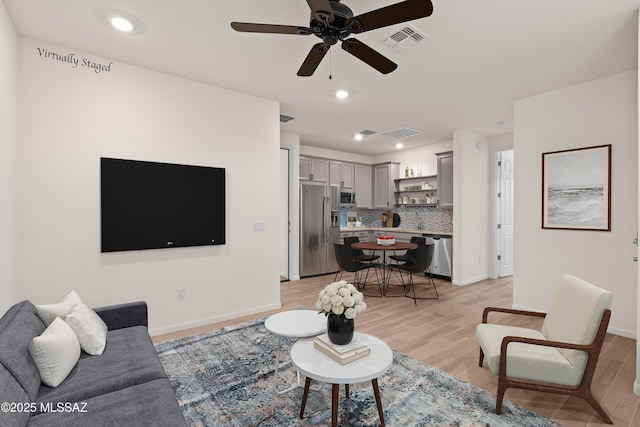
[{"left": 376, "top": 236, "right": 395, "bottom": 246}]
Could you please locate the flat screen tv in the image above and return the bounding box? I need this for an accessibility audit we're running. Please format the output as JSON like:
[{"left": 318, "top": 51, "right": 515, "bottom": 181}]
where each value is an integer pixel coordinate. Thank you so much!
[{"left": 101, "top": 157, "right": 225, "bottom": 252}]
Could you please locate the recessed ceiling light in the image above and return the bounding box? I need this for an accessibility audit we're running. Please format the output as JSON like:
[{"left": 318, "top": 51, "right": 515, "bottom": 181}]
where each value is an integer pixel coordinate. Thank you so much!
[
  {"left": 110, "top": 15, "right": 135, "bottom": 32},
  {"left": 354, "top": 133, "right": 363, "bottom": 141},
  {"left": 395, "top": 143, "right": 404, "bottom": 149},
  {"left": 335, "top": 90, "right": 349, "bottom": 99}
]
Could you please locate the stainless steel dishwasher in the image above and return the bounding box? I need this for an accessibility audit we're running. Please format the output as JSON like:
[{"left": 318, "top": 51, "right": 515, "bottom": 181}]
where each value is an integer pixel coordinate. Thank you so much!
[{"left": 423, "top": 234, "right": 452, "bottom": 280}]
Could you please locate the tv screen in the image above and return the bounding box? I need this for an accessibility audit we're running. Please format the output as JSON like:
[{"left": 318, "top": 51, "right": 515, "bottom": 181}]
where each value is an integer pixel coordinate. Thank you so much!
[{"left": 101, "top": 157, "right": 225, "bottom": 252}]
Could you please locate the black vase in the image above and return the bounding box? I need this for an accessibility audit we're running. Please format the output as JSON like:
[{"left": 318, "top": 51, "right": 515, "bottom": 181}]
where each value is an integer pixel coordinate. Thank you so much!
[{"left": 327, "top": 314, "right": 354, "bottom": 345}]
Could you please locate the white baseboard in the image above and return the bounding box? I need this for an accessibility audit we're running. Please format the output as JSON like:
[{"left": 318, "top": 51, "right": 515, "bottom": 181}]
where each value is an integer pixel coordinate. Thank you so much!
[
  {"left": 605, "top": 326, "right": 636, "bottom": 339},
  {"left": 511, "top": 304, "right": 540, "bottom": 312},
  {"left": 452, "top": 275, "right": 488, "bottom": 286},
  {"left": 149, "top": 302, "right": 282, "bottom": 337}
]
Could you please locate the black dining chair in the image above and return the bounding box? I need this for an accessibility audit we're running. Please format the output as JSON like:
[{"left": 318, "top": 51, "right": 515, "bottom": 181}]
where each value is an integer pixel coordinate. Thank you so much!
[
  {"left": 333, "top": 243, "right": 382, "bottom": 297},
  {"left": 389, "top": 236, "right": 426, "bottom": 264},
  {"left": 343, "top": 236, "right": 380, "bottom": 263},
  {"left": 388, "top": 243, "right": 438, "bottom": 304}
]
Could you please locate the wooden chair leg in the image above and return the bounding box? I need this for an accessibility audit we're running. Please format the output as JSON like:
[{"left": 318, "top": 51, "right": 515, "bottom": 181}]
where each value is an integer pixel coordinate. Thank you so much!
[
  {"left": 582, "top": 391, "right": 613, "bottom": 424},
  {"left": 495, "top": 377, "right": 507, "bottom": 415},
  {"left": 479, "top": 348, "right": 484, "bottom": 367}
]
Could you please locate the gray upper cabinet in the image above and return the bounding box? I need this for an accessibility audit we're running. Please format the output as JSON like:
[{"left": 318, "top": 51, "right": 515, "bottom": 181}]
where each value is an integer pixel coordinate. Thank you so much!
[
  {"left": 373, "top": 162, "right": 400, "bottom": 209},
  {"left": 436, "top": 151, "right": 453, "bottom": 208},
  {"left": 329, "top": 161, "right": 354, "bottom": 189},
  {"left": 354, "top": 164, "right": 372, "bottom": 208},
  {"left": 300, "top": 156, "right": 328, "bottom": 183}
]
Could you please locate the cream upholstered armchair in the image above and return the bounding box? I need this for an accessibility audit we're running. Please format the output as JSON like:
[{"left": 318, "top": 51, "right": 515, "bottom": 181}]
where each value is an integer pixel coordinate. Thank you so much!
[{"left": 476, "top": 274, "right": 613, "bottom": 424}]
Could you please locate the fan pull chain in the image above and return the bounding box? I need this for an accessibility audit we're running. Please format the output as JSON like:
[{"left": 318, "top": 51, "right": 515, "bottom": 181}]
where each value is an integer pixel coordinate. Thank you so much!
[{"left": 329, "top": 49, "right": 332, "bottom": 80}]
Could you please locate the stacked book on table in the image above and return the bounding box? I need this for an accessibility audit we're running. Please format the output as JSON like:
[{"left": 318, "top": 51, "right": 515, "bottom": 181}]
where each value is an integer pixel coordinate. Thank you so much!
[{"left": 313, "top": 334, "right": 370, "bottom": 365}]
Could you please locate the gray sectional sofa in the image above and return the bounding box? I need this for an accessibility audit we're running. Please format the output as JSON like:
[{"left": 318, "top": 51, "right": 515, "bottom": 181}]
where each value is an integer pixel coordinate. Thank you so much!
[{"left": 0, "top": 300, "right": 187, "bottom": 427}]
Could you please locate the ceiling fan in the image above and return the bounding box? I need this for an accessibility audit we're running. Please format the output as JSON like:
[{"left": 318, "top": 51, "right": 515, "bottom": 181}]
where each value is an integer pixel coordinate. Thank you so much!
[{"left": 230, "top": 0, "right": 433, "bottom": 76}]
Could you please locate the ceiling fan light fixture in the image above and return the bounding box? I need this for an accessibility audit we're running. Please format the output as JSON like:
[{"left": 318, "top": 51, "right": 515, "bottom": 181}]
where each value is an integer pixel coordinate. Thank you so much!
[
  {"left": 335, "top": 90, "right": 349, "bottom": 99},
  {"left": 231, "top": 0, "right": 433, "bottom": 76}
]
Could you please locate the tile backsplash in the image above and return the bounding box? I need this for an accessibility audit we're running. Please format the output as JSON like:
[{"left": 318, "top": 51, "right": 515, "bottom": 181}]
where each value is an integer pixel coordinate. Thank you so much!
[{"left": 341, "top": 206, "right": 453, "bottom": 233}]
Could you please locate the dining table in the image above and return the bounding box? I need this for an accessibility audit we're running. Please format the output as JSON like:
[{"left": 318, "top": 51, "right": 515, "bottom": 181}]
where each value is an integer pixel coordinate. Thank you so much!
[{"left": 350, "top": 241, "right": 417, "bottom": 296}]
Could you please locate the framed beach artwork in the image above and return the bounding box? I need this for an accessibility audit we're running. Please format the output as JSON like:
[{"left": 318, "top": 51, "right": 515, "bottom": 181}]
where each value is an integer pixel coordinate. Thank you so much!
[{"left": 542, "top": 144, "right": 611, "bottom": 231}]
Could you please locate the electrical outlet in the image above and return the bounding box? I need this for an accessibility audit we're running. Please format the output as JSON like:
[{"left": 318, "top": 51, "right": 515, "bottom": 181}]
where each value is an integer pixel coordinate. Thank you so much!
[
  {"left": 252, "top": 221, "right": 265, "bottom": 231},
  {"left": 177, "top": 287, "right": 186, "bottom": 300}
]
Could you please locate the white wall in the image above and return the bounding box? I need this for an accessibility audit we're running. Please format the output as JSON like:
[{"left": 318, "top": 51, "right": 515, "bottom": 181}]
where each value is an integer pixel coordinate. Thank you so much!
[
  {"left": 514, "top": 70, "right": 637, "bottom": 337},
  {"left": 452, "top": 129, "right": 491, "bottom": 285},
  {"left": 490, "top": 133, "right": 513, "bottom": 149},
  {"left": 372, "top": 141, "right": 454, "bottom": 178},
  {"left": 0, "top": 2, "right": 19, "bottom": 313},
  {"left": 300, "top": 145, "right": 372, "bottom": 165},
  {"left": 17, "top": 38, "right": 282, "bottom": 335}
]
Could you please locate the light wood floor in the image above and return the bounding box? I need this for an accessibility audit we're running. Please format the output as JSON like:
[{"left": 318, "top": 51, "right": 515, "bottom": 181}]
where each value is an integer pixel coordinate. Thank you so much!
[{"left": 154, "top": 273, "right": 640, "bottom": 426}]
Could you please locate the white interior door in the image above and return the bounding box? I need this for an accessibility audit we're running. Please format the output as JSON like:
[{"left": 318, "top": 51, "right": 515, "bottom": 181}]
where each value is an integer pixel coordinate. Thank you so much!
[
  {"left": 497, "top": 150, "right": 514, "bottom": 277},
  {"left": 279, "top": 149, "right": 289, "bottom": 280}
]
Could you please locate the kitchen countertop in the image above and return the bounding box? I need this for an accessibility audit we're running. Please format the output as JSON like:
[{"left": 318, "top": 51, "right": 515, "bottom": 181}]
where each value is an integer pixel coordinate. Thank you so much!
[{"left": 341, "top": 227, "right": 452, "bottom": 236}]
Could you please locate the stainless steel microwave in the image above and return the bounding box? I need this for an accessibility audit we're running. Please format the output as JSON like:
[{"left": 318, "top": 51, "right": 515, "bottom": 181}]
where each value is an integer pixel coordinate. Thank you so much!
[{"left": 340, "top": 190, "right": 356, "bottom": 208}]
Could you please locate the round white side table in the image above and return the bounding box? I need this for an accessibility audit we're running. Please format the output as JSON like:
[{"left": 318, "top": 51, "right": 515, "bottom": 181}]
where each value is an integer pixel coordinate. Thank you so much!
[
  {"left": 290, "top": 332, "right": 393, "bottom": 426},
  {"left": 264, "top": 309, "right": 326, "bottom": 394}
]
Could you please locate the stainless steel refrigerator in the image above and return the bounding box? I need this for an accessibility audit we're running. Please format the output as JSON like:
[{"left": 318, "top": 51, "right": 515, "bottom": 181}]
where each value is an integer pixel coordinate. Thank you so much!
[{"left": 300, "top": 184, "right": 340, "bottom": 277}]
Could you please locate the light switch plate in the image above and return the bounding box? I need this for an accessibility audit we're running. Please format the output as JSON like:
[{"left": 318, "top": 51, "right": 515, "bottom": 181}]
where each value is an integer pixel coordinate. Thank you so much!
[{"left": 252, "top": 221, "right": 265, "bottom": 231}]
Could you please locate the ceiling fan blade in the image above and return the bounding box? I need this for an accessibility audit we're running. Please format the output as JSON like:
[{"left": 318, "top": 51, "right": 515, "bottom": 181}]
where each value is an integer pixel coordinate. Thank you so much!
[
  {"left": 346, "top": 0, "right": 433, "bottom": 34},
  {"left": 297, "top": 43, "right": 330, "bottom": 77},
  {"left": 306, "top": 0, "right": 335, "bottom": 23},
  {"left": 341, "top": 38, "right": 397, "bottom": 74},
  {"left": 231, "top": 22, "right": 312, "bottom": 35}
]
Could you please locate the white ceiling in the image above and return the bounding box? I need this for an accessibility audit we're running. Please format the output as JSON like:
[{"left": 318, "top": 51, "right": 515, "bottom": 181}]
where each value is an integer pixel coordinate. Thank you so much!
[{"left": 3, "top": 0, "right": 639, "bottom": 155}]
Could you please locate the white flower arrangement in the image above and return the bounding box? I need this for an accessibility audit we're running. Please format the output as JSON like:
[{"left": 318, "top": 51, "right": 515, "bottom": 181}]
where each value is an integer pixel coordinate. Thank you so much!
[{"left": 315, "top": 280, "right": 367, "bottom": 319}]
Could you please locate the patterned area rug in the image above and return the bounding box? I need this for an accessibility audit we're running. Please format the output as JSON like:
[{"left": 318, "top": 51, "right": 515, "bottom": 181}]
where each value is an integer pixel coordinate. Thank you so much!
[{"left": 154, "top": 317, "right": 560, "bottom": 427}]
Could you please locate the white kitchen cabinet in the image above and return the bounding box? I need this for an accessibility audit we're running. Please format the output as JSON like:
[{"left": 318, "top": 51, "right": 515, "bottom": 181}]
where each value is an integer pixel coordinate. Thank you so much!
[
  {"left": 329, "top": 161, "right": 354, "bottom": 189},
  {"left": 391, "top": 232, "right": 413, "bottom": 242},
  {"left": 300, "top": 156, "right": 328, "bottom": 183},
  {"left": 340, "top": 230, "right": 369, "bottom": 245},
  {"left": 436, "top": 151, "right": 453, "bottom": 208},
  {"left": 354, "top": 164, "right": 372, "bottom": 208},
  {"left": 373, "top": 162, "right": 400, "bottom": 209},
  {"left": 352, "top": 230, "right": 370, "bottom": 241}
]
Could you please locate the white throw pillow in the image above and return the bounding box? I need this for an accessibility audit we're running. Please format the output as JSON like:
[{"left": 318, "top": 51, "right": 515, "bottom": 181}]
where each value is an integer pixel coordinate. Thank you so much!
[
  {"left": 35, "top": 290, "right": 83, "bottom": 326},
  {"left": 64, "top": 303, "right": 108, "bottom": 356},
  {"left": 29, "top": 317, "right": 81, "bottom": 388}
]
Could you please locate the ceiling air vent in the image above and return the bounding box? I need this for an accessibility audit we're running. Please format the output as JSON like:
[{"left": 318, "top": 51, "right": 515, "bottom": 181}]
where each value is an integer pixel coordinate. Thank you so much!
[
  {"left": 382, "top": 24, "right": 429, "bottom": 52},
  {"left": 381, "top": 128, "right": 423, "bottom": 139},
  {"left": 280, "top": 114, "right": 294, "bottom": 123}
]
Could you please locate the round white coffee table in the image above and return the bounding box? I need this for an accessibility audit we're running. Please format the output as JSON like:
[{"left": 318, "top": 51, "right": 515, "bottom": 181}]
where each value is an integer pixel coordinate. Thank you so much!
[
  {"left": 290, "top": 332, "right": 393, "bottom": 427},
  {"left": 264, "top": 309, "right": 326, "bottom": 394}
]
